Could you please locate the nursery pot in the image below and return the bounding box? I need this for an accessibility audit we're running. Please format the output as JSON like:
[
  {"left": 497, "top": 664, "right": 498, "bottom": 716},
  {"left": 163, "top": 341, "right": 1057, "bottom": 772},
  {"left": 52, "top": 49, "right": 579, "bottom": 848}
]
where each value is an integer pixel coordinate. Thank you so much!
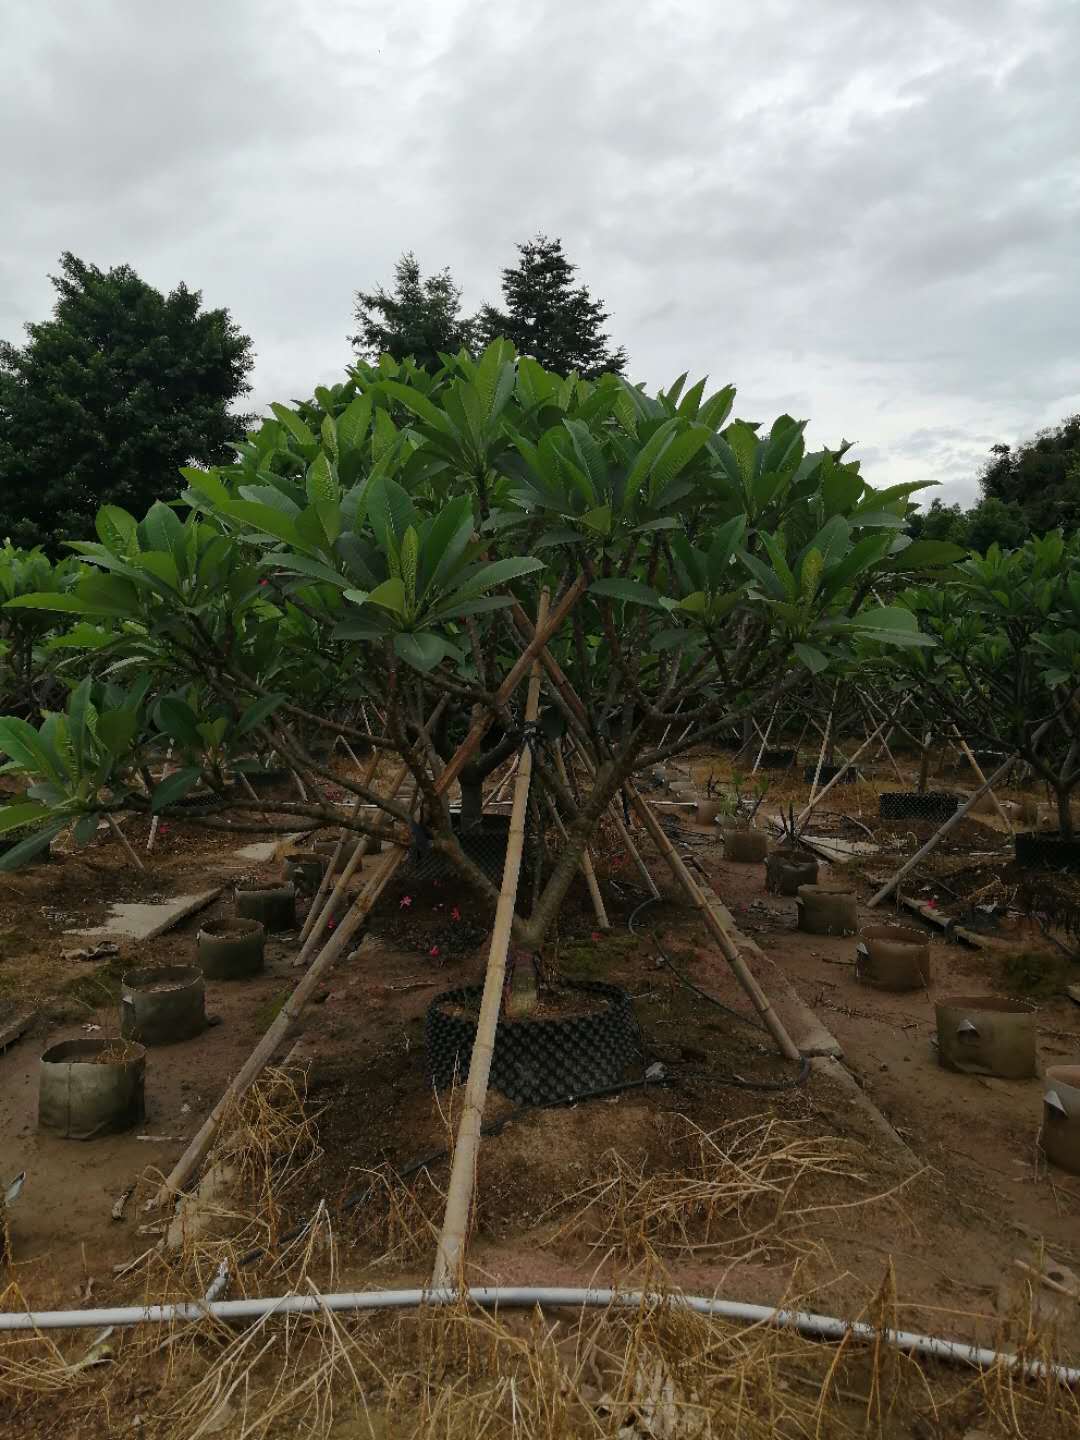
[
  {"left": 723, "top": 827, "right": 769, "bottom": 863},
  {"left": 426, "top": 981, "right": 642, "bottom": 1106},
  {"left": 759, "top": 747, "right": 797, "bottom": 769},
  {"left": 235, "top": 881, "right": 297, "bottom": 933},
  {"left": 796, "top": 885, "right": 859, "bottom": 936},
  {"left": 1042, "top": 1066, "right": 1080, "bottom": 1175},
  {"left": 803, "top": 764, "right": 858, "bottom": 786},
  {"left": 120, "top": 964, "right": 205, "bottom": 1045},
  {"left": 38, "top": 1038, "right": 146, "bottom": 1140},
  {"left": 765, "top": 848, "right": 819, "bottom": 896},
  {"left": 879, "top": 791, "right": 960, "bottom": 823},
  {"left": 855, "top": 925, "right": 931, "bottom": 992},
  {"left": 695, "top": 799, "right": 724, "bottom": 825},
  {"left": 1014, "top": 831, "right": 1080, "bottom": 874},
  {"left": 935, "top": 995, "right": 1037, "bottom": 1078},
  {"left": 283, "top": 850, "right": 328, "bottom": 892},
  {"left": 197, "top": 917, "right": 266, "bottom": 979},
  {"left": 240, "top": 766, "right": 291, "bottom": 789}
]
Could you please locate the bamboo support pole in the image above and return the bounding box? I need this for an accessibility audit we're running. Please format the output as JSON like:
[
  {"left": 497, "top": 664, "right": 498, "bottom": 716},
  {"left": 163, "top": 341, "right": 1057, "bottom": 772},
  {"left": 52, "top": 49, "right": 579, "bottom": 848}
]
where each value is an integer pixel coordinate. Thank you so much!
[
  {"left": 806, "top": 694, "right": 836, "bottom": 810},
  {"left": 489, "top": 752, "right": 521, "bottom": 805},
  {"left": 953, "top": 727, "right": 1014, "bottom": 833},
  {"left": 298, "top": 748, "right": 381, "bottom": 944},
  {"left": 292, "top": 765, "right": 411, "bottom": 967},
  {"left": 335, "top": 734, "right": 363, "bottom": 770},
  {"left": 751, "top": 704, "right": 779, "bottom": 774},
  {"left": 146, "top": 744, "right": 173, "bottom": 853},
  {"left": 432, "top": 590, "right": 550, "bottom": 1284},
  {"left": 567, "top": 740, "right": 661, "bottom": 900},
  {"left": 107, "top": 815, "right": 145, "bottom": 873},
  {"left": 548, "top": 747, "right": 609, "bottom": 931},
  {"left": 623, "top": 778, "right": 800, "bottom": 1060},
  {"left": 155, "top": 841, "right": 406, "bottom": 1208},
  {"left": 868, "top": 753, "right": 1019, "bottom": 908},
  {"left": 795, "top": 720, "right": 890, "bottom": 827}
]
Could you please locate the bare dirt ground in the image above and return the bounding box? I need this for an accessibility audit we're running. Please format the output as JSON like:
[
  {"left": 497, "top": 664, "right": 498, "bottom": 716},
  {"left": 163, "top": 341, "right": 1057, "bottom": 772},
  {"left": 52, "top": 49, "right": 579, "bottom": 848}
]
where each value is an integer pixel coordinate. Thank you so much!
[{"left": 2, "top": 746, "right": 1079, "bottom": 1436}]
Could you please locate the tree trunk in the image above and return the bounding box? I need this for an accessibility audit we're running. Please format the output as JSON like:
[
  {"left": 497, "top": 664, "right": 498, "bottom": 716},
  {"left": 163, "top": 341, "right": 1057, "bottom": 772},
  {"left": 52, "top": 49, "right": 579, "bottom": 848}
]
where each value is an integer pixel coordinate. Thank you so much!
[
  {"left": 458, "top": 772, "right": 485, "bottom": 830},
  {"left": 1056, "top": 787, "right": 1074, "bottom": 839}
]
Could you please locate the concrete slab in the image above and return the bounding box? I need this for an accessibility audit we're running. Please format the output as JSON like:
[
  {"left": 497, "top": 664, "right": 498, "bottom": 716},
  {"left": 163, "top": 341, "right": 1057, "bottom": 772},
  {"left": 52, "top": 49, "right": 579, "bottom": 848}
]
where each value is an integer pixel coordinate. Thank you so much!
[
  {"left": 0, "top": 1007, "right": 37, "bottom": 1054},
  {"left": 233, "top": 841, "right": 279, "bottom": 862},
  {"left": 68, "top": 888, "right": 223, "bottom": 943}
]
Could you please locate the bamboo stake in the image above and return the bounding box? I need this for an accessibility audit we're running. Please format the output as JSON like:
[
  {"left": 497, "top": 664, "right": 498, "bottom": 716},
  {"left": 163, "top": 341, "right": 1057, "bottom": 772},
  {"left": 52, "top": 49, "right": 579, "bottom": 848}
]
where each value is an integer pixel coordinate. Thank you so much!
[
  {"left": 432, "top": 590, "right": 550, "bottom": 1284},
  {"left": 751, "top": 703, "right": 779, "bottom": 774},
  {"left": 107, "top": 815, "right": 145, "bottom": 873},
  {"left": 795, "top": 720, "right": 891, "bottom": 827},
  {"left": 545, "top": 746, "right": 610, "bottom": 931},
  {"left": 623, "top": 777, "right": 800, "bottom": 1060},
  {"left": 868, "top": 753, "right": 1019, "bottom": 908},
  {"left": 489, "top": 752, "right": 521, "bottom": 806},
  {"left": 154, "top": 841, "right": 406, "bottom": 1208},
  {"left": 292, "top": 764, "right": 411, "bottom": 966},
  {"left": 298, "top": 748, "right": 380, "bottom": 944},
  {"left": 806, "top": 691, "right": 836, "bottom": 810},
  {"left": 567, "top": 740, "right": 661, "bottom": 900},
  {"left": 953, "top": 727, "right": 1014, "bottom": 833},
  {"left": 146, "top": 743, "right": 173, "bottom": 853},
  {"left": 335, "top": 734, "right": 363, "bottom": 770}
]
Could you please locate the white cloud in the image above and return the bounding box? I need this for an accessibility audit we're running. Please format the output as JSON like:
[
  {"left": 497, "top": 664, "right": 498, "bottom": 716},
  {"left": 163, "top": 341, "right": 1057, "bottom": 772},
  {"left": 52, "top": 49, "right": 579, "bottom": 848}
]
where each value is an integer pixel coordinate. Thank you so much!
[{"left": 2, "top": 0, "right": 1077, "bottom": 507}]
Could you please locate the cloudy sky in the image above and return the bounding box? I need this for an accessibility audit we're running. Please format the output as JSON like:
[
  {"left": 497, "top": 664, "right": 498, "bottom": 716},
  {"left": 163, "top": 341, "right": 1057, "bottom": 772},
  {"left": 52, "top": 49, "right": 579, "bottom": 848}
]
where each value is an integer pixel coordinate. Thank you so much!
[{"left": 3, "top": 0, "right": 1078, "bottom": 506}]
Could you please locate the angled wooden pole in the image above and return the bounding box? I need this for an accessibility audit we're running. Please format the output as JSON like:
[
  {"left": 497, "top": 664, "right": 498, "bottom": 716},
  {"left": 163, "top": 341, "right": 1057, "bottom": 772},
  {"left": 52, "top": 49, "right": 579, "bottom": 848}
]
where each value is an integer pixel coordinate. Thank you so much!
[
  {"left": 953, "top": 727, "right": 1014, "bottom": 834},
  {"left": 546, "top": 745, "right": 610, "bottom": 931},
  {"left": 298, "top": 748, "right": 380, "bottom": 943},
  {"left": 795, "top": 720, "right": 890, "bottom": 827},
  {"left": 432, "top": 590, "right": 550, "bottom": 1285}
]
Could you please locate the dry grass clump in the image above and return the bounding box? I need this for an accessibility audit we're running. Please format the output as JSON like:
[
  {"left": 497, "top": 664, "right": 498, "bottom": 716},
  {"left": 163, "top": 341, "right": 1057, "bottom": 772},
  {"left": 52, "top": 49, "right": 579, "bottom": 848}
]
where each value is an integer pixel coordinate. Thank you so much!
[{"left": 544, "top": 1113, "right": 914, "bottom": 1268}]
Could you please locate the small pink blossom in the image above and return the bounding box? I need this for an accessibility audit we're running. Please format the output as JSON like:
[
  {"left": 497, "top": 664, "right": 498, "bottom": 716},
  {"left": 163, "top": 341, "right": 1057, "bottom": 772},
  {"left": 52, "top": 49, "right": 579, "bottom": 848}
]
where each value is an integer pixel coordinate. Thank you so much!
[
  {"left": 429, "top": 945, "right": 440, "bottom": 958},
  {"left": 591, "top": 931, "right": 602, "bottom": 942},
  {"left": 399, "top": 895, "right": 413, "bottom": 909},
  {"left": 450, "top": 906, "right": 462, "bottom": 922}
]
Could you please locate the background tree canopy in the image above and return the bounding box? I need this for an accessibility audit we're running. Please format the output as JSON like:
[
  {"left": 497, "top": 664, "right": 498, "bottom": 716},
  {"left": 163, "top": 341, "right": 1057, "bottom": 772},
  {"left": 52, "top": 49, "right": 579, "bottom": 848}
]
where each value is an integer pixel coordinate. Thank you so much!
[
  {"left": 351, "top": 235, "right": 627, "bottom": 379},
  {"left": 349, "top": 252, "right": 476, "bottom": 371},
  {"left": 0, "top": 252, "right": 254, "bottom": 551},
  {"left": 909, "top": 413, "right": 1080, "bottom": 549}
]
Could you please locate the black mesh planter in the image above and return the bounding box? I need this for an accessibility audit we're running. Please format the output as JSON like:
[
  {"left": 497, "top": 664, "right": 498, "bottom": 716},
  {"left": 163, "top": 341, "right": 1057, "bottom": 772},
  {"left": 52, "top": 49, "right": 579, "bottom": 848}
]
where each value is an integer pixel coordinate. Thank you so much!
[
  {"left": 1015, "top": 831, "right": 1080, "bottom": 873},
  {"left": 408, "top": 815, "right": 531, "bottom": 888},
  {"left": 426, "top": 980, "right": 643, "bottom": 1105},
  {"left": 803, "top": 764, "right": 859, "bottom": 786},
  {"left": 878, "top": 791, "right": 960, "bottom": 823}
]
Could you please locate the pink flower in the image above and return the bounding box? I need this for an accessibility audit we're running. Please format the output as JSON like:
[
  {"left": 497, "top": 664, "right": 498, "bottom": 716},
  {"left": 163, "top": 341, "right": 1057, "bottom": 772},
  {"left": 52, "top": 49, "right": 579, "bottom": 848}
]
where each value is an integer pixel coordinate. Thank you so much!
[
  {"left": 399, "top": 895, "right": 412, "bottom": 909},
  {"left": 429, "top": 945, "right": 440, "bottom": 958},
  {"left": 591, "top": 931, "right": 602, "bottom": 942},
  {"left": 450, "top": 906, "right": 461, "bottom": 922}
]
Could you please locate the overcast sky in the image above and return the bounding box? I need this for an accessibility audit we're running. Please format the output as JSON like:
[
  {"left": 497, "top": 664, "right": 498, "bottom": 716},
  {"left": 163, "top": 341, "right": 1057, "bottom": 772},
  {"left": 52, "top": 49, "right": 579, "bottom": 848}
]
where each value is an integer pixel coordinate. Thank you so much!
[{"left": 3, "top": 0, "right": 1078, "bottom": 507}]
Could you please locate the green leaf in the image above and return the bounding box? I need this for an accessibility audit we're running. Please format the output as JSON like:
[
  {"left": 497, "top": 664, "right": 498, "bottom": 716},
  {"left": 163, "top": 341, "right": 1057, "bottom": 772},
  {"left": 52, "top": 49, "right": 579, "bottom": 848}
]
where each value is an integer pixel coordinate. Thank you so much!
[
  {"left": 0, "top": 802, "right": 51, "bottom": 835},
  {"left": 886, "top": 539, "right": 968, "bottom": 569},
  {"left": 590, "top": 578, "right": 665, "bottom": 608},
  {"left": 271, "top": 402, "right": 316, "bottom": 448},
  {"left": 454, "top": 557, "right": 543, "bottom": 598},
  {"left": 151, "top": 767, "right": 204, "bottom": 812},
  {"left": 336, "top": 394, "right": 373, "bottom": 454},
  {"left": 393, "top": 632, "right": 462, "bottom": 673},
  {"left": 95, "top": 505, "right": 138, "bottom": 554},
  {"left": 793, "top": 642, "right": 830, "bottom": 674},
  {"left": 236, "top": 694, "right": 288, "bottom": 737},
  {"left": 97, "top": 708, "right": 139, "bottom": 757},
  {"left": 0, "top": 817, "right": 67, "bottom": 872},
  {"left": 852, "top": 605, "right": 937, "bottom": 647},
  {"left": 365, "top": 577, "right": 407, "bottom": 615},
  {"left": 0, "top": 717, "right": 52, "bottom": 774},
  {"left": 582, "top": 505, "right": 613, "bottom": 536},
  {"left": 157, "top": 698, "right": 205, "bottom": 751},
  {"left": 306, "top": 452, "right": 338, "bottom": 505}
]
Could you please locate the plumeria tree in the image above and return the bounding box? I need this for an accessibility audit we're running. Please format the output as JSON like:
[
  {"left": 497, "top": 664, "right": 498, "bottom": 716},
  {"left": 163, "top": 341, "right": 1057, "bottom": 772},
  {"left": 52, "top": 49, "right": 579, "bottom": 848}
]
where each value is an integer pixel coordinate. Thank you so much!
[
  {"left": 2, "top": 342, "right": 961, "bottom": 943},
  {"left": 902, "top": 532, "right": 1080, "bottom": 839}
]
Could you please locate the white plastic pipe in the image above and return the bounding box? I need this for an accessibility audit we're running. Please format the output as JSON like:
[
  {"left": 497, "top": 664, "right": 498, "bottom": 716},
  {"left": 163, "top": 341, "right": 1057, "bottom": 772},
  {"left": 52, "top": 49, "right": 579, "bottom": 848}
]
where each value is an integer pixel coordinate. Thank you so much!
[{"left": 1, "top": 1286, "right": 1076, "bottom": 1385}]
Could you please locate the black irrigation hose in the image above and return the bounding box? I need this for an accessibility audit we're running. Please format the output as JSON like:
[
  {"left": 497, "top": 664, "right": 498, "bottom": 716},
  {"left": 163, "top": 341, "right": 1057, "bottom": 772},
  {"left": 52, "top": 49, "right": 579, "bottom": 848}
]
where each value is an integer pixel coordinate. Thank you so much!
[{"left": 628, "top": 895, "right": 811, "bottom": 1092}]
